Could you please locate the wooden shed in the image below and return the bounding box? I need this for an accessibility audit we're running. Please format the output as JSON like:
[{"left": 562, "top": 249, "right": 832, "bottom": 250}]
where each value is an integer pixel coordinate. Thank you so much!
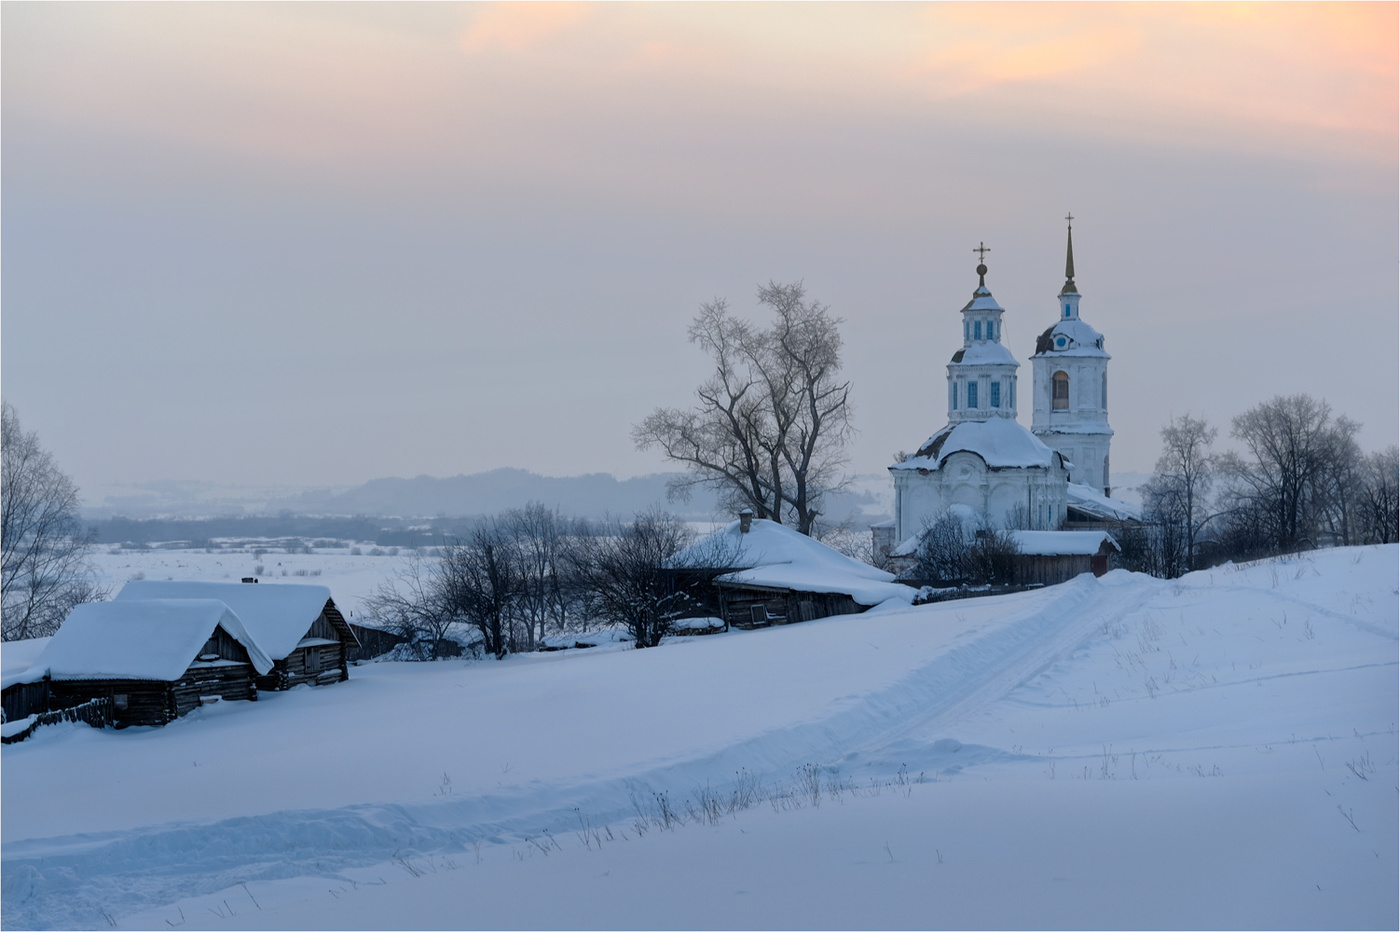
[
  {"left": 116, "top": 581, "right": 359, "bottom": 690},
  {"left": 1008, "top": 530, "right": 1120, "bottom": 586},
  {"left": 24, "top": 599, "right": 273, "bottom": 729},
  {"left": 669, "top": 515, "right": 915, "bottom": 630}
]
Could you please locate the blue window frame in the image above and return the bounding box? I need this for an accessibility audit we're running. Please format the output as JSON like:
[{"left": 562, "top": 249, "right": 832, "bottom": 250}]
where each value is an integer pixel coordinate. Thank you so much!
[
  {"left": 974, "top": 321, "right": 982, "bottom": 340},
  {"left": 964, "top": 321, "right": 969, "bottom": 342},
  {"left": 990, "top": 382, "right": 1001, "bottom": 408},
  {"left": 1009, "top": 380, "right": 1015, "bottom": 409},
  {"left": 1064, "top": 304, "right": 1071, "bottom": 318},
  {"left": 949, "top": 381, "right": 957, "bottom": 410},
  {"left": 967, "top": 381, "right": 978, "bottom": 408}
]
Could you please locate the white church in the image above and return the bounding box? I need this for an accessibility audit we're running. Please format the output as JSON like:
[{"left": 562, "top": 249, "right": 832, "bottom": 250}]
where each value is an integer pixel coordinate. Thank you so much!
[{"left": 876, "top": 220, "right": 1135, "bottom": 570}]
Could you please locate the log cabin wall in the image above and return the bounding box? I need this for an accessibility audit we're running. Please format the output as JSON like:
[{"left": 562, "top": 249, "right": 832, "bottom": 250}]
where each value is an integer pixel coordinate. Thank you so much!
[
  {"left": 255, "top": 607, "right": 353, "bottom": 690},
  {"left": 50, "top": 660, "right": 258, "bottom": 728},
  {"left": 719, "top": 585, "right": 864, "bottom": 629},
  {"left": 49, "top": 679, "right": 177, "bottom": 728},
  {"left": 2, "top": 680, "right": 50, "bottom": 722}
]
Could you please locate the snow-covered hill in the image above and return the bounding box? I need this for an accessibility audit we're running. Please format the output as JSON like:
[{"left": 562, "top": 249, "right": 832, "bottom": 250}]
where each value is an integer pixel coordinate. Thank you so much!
[{"left": 3, "top": 547, "right": 1396, "bottom": 930}]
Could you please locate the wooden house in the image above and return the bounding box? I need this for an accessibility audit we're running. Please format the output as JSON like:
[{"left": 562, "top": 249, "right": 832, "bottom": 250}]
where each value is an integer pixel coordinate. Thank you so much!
[
  {"left": 25, "top": 599, "right": 273, "bottom": 729},
  {"left": 669, "top": 514, "right": 915, "bottom": 630},
  {"left": 1008, "top": 530, "right": 1120, "bottom": 585},
  {"left": 116, "top": 581, "right": 359, "bottom": 690}
]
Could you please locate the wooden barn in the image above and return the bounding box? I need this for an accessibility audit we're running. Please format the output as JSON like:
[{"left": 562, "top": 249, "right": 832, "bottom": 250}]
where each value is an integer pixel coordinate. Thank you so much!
[
  {"left": 22, "top": 599, "right": 273, "bottom": 729},
  {"left": 1008, "top": 530, "right": 1120, "bottom": 585},
  {"left": 669, "top": 513, "right": 915, "bottom": 630},
  {"left": 116, "top": 581, "right": 359, "bottom": 690}
]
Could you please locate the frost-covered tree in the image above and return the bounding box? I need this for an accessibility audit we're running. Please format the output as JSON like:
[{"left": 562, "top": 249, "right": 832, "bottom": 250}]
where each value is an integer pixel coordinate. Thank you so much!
[
  {"left": 634, "top": 281, "right": 853, "bottom": 536},
  {"left": 1, "top": 402, "right": 105, "bottom": 640}
]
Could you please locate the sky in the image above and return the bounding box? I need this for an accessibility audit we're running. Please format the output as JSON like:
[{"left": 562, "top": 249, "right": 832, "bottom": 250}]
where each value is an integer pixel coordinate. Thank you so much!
[{"left": 3, "top": 2, "right": 1396, "bottom": 505}]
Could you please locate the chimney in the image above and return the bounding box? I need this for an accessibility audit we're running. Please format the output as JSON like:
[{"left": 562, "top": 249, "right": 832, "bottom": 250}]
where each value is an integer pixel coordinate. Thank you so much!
[{"left": 739, "top": 508, "right": 754, "bottom": 533}]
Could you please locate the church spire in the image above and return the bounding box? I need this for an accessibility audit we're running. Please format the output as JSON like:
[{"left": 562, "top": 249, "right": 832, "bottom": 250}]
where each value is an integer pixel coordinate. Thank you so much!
[{"left": 1060, "top": 213, "right": 1077, "bottom": 296}]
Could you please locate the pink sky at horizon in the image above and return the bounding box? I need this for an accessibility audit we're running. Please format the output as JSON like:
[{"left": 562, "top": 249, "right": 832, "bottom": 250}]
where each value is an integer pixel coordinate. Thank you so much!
[{"left": 3, "top": 2, "right": 1396, "bottom": 498}]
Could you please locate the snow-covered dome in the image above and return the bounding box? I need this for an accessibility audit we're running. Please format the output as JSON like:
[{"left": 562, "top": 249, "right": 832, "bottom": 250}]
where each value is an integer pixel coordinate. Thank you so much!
[
  {"left": 894, "top": 416, "right": 1065, "bottom": 472},
  {"left": 1034, "top": 317, "right": 1107, "bottom": 357}
]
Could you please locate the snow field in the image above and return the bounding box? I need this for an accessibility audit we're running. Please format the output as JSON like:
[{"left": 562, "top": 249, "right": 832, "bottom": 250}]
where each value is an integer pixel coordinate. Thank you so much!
[{"left": 3, "top": 546, "right": 1396, "bottom": 929}]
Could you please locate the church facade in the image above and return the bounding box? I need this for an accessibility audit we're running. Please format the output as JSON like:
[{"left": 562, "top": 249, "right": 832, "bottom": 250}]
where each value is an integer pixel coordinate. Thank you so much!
[{"left": 887, "top": 246, "right": 1071, "bottom": 549}]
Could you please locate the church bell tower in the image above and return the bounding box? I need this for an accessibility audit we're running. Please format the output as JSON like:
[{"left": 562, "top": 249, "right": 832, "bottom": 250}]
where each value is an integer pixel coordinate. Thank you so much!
[{"left": 1030, "top": 216, "right": 1114, "bottom": 495}]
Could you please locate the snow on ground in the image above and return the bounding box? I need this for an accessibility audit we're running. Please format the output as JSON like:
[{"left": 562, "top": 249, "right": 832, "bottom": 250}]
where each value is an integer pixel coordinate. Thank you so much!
[
  {"left": 3, "top": 547, "right": 1396, "bottom": 930},
  {"left": 89, "top": 546, "right": 402, "bottom": 621}
]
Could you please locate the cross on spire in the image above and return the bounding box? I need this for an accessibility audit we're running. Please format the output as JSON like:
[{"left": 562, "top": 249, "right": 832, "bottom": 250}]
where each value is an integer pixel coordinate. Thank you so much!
[
  {"left": 973, "top": 242, "right": 991, "bottom": 262},
  {"left": 1065, "top": 212, "right": 1074, "bottom": 227}
]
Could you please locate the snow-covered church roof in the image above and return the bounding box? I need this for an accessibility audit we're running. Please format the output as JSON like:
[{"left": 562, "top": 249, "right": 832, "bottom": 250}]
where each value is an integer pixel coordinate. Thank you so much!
[
  {"left": 1034, "top": 317, "right": 1108, "bottom": 358},
  {"left": 1066, "top": 483, "right": 1141, "bottom": 522},
  {"left": 951, "top": 340, "right": 1019, "bottom": 367},
  {"left": 116, "top": 580, "right": 345, "bottom": 662},
  {"left": 892, "top": 417, "right": 1065, "bottom": 472},
  {"left": 671, "top": 518, "right": 914, "bottom": 607},
  {"left": 31, "top": 599, "right": 273, "bottom": 682}
]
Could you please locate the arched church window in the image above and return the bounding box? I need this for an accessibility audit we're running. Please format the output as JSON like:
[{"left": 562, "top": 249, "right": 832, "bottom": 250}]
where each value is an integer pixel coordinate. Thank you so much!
[
  {"left": 967, "top": 381, "right": 978, "bottom": 409},
  {"left": 974, "top": 321, "right": 982, "bottom": 340},
  {"left": 1052, "top": 371, "right": 1069, "bottom": 410},
  {"left": 990, "top": 382, "right": 1000, "bottom": 409},
  {"left": 1064, "top": 304, "right": 1071, "bottom": 318}
]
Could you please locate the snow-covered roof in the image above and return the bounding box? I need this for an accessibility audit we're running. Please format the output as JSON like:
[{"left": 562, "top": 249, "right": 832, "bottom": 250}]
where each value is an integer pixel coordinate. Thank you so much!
[
  {"left": 115, "top": 581, "right": 341, "bottom": 662},
  {"left": 1008, "top": 530, "right": 1119, "bottom": 556},
  {"left": 893, "top": 417, "right": 1063, "bottom": 472},
  {"left": 31, "top": 600, "right": 273, "bottom": 682},
  {"left": 1034, "top": 318, "right": 1108, "bottom": 358},
  {"left": 950, "top": 341, "right": 1019, "bottom": 367},
  {"left": 671, "top": 518, "right": 913, "bottom": 606},
  {"left": 960, "top": 285, "right": 1004, "bottom": 312},
  {"left": 1066, "top": 483, "right": 1141, "bottom": 523},
  {"left": 2, "top": 637, "right": 52, "bottom": 690}
]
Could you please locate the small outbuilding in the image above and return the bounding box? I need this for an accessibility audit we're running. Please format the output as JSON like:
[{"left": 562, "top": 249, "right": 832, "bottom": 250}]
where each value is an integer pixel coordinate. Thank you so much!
[
  {"left": 27, "top": 599, "right": 273, "bottom": 729},
  {"left": 670, "top": 515, "right": 915, "bottom": 629},
  {"left": 1007, "top": 530, "right": 1120, "bottom": 585},
  {"left": 116, "top": 581, "right": 359, "bottom": 690}
]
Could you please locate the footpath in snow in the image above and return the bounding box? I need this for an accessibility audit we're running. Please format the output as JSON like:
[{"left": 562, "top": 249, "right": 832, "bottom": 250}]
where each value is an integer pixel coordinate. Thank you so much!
[{"left": 2, "top": 547, "right": 1396, "bottom": 930}]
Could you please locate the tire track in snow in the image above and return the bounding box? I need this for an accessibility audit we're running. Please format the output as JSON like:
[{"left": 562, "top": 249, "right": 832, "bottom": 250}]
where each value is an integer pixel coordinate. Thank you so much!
[{"left": 1, "top": 575, "right": 1156, "bottom": 930}]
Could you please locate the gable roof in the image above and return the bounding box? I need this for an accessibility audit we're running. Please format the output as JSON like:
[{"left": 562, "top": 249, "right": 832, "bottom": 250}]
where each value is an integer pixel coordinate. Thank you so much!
[
  {"left": 115, "top": 581, "right": 342, "bottom": 662},
  {"left": 33, "top": 600, "right": 273, "bottom": 682},
  {"left": 672, "top": 518, "right": 913, "bottom": 606}
]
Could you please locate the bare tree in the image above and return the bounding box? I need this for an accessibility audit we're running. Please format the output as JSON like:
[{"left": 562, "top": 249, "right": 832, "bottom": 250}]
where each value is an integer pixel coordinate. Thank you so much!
[
  {"left": 569, "top": 509, "right": 696, "bottom": 648},
  {"left": 907, "top": 514, "right": 1021, "bottom": 586},
  {"left": 1218, "top": 395, "right": 1356, "bottom": 555},
  {"left": 502, "top": 502, "right": 570, "bottom": 651},
  {"left": 909, "top": 514, "right": 969, "bottom": 584},
  {"left": 441, "top": 522, "right": 521, "bottom": 660},
  {"left": 366, "top": 553, "right": 460, "bottom": 660},
  {"left": 1360, "top": 446, "right": 1399, "bottom": 544},
  {"left": 1, "top": 402, "right": 105, "bottom": 640},
  {"left": 1144, "top": 414, "right": 1217, "bottom": 573},
  {"left": 634, "top": 281, "right": 853, "bottom": 535}
]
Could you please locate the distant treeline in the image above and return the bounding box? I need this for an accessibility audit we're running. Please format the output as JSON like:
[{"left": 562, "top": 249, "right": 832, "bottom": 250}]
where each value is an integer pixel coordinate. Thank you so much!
[{"left": 87, "top": 515, "right": 491, "bottom": 549}]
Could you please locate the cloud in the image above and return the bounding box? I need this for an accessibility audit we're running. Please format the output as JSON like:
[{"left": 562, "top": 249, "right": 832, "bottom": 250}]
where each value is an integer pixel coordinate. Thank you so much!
[{"left": 460, "top": 1, "right": 593, "bottom": 53}]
